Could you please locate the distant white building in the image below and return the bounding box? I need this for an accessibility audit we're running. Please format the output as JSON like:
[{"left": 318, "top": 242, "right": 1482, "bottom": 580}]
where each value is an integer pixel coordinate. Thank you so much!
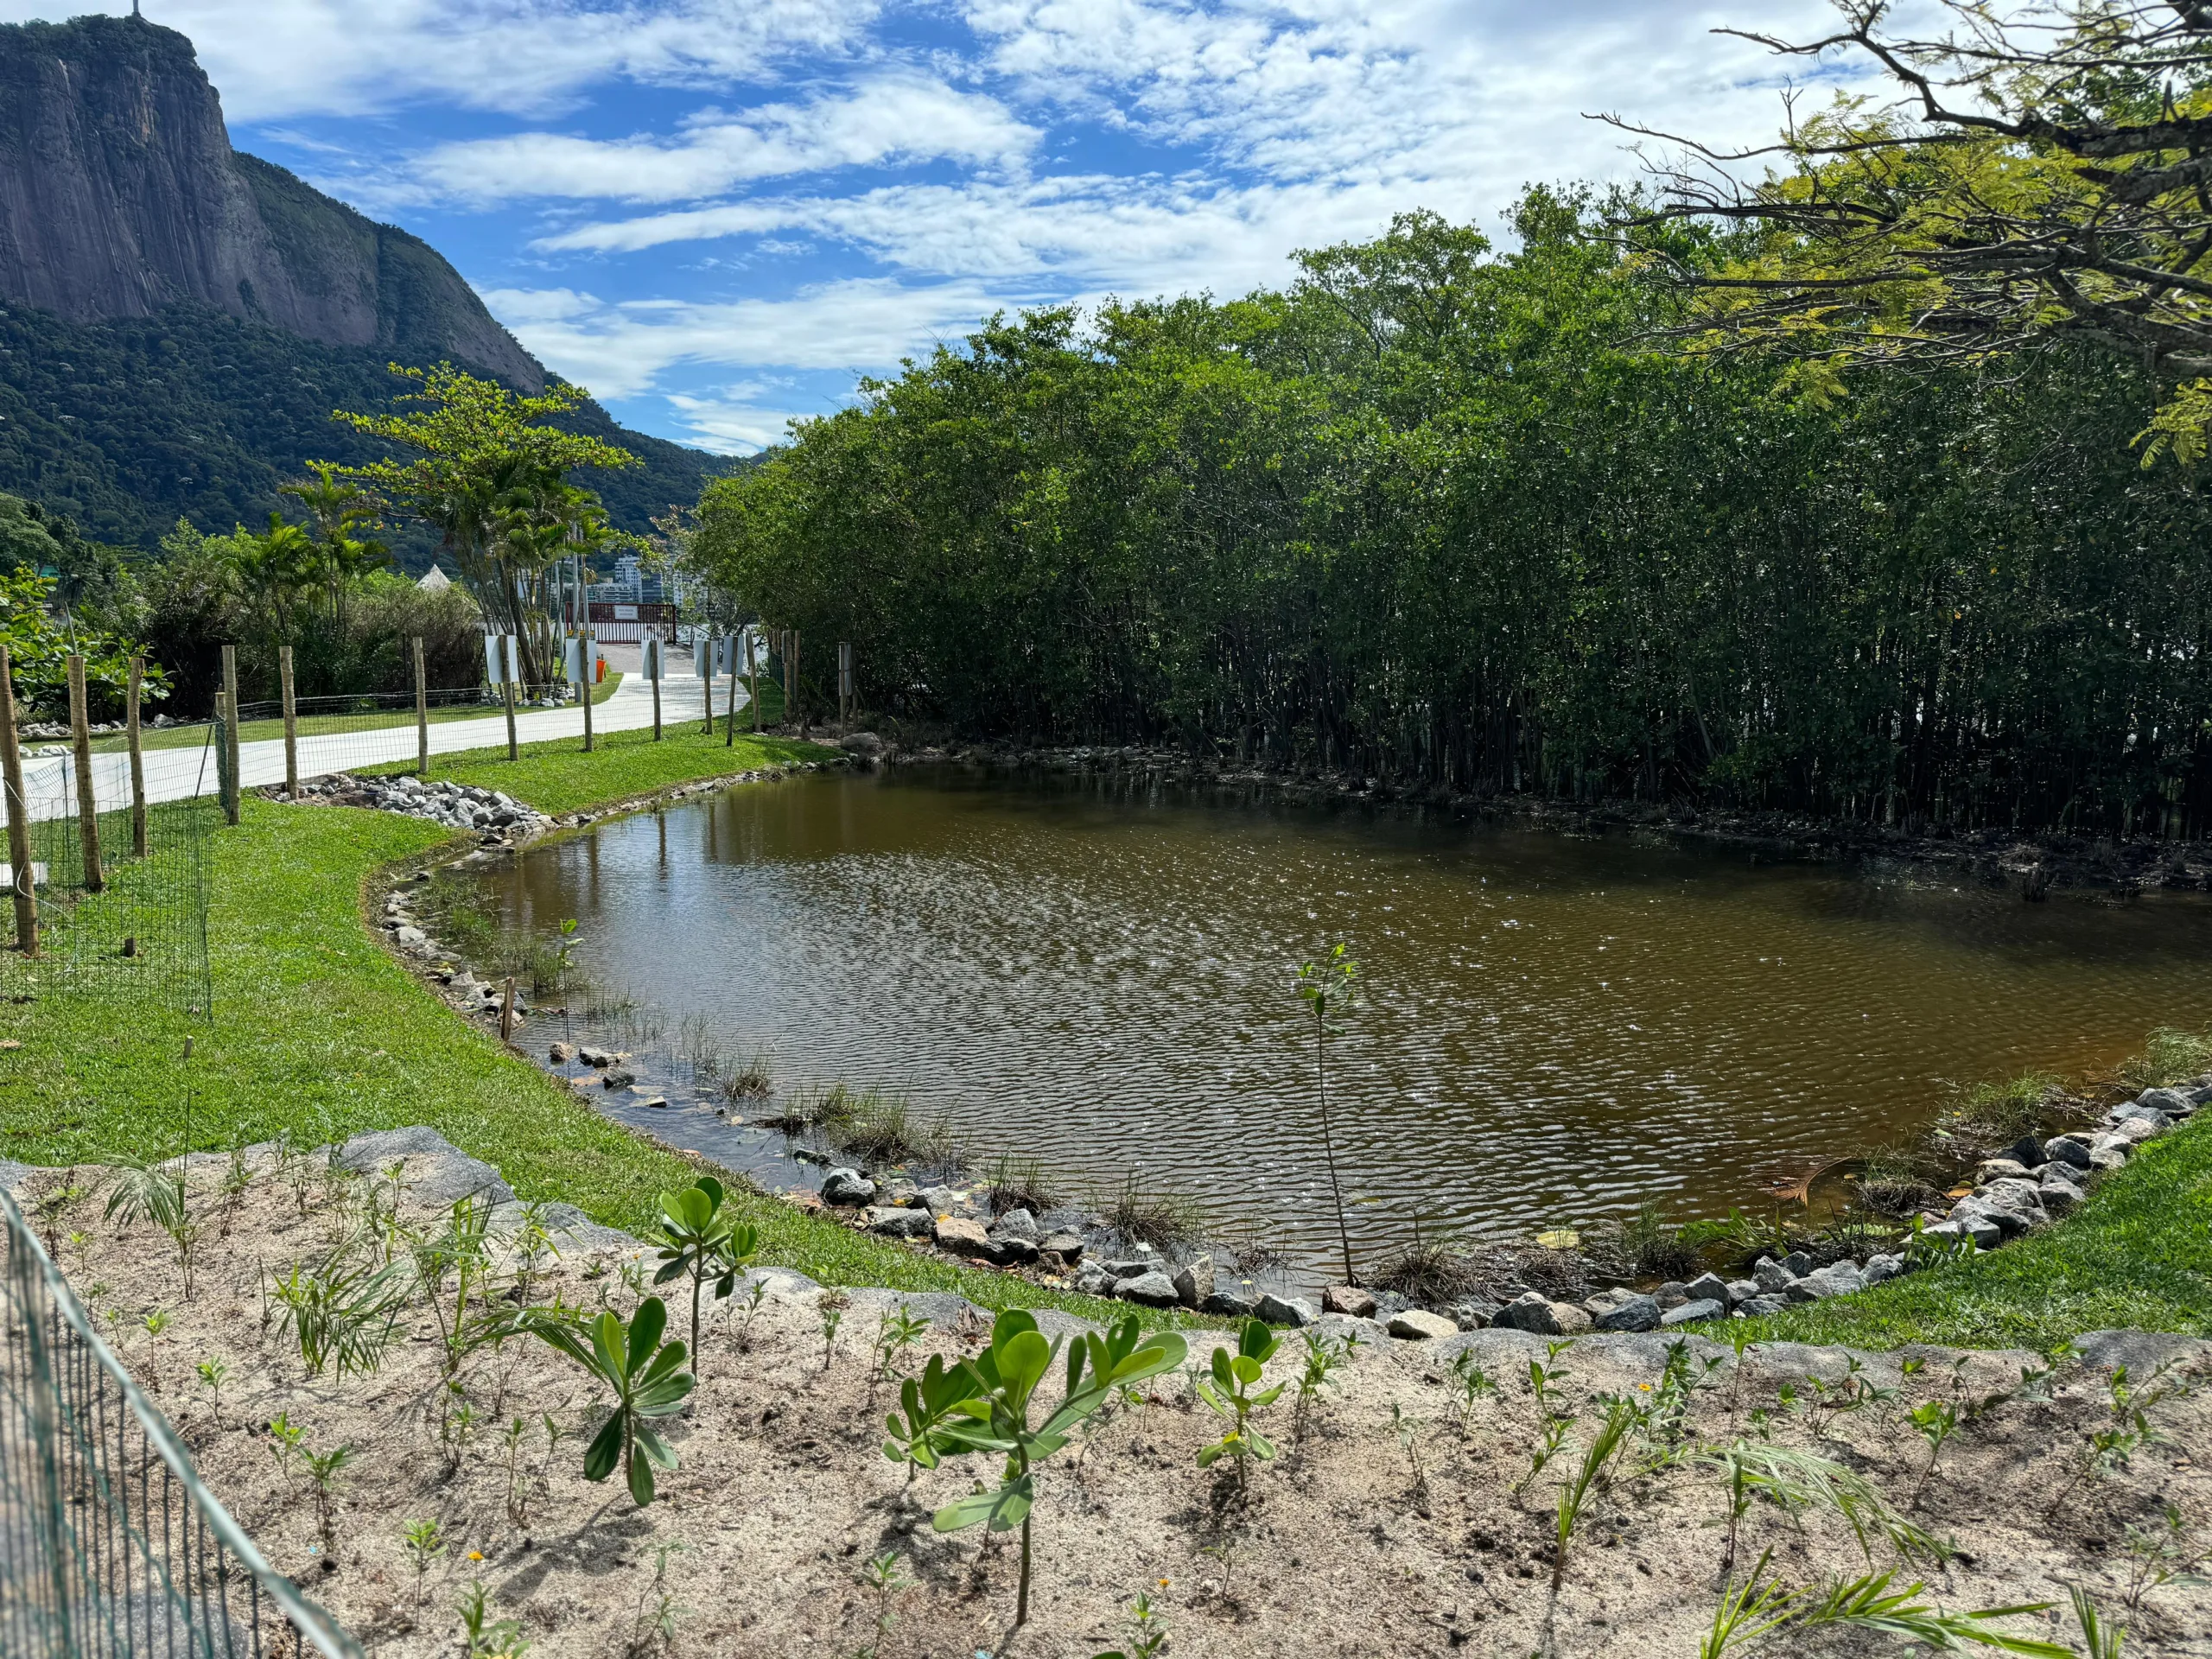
[{"left": 418, "top": 565, "right": 452, "bottom": 592}]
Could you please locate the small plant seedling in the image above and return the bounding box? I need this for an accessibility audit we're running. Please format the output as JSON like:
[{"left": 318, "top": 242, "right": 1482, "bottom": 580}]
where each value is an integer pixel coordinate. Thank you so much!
[
  {"left": 872, "top": 1306, "right": 931, "bottom": 1381},
  {"left": 103, "top": 1157, "right": 182, "bottom": 1234},
  {"left": 1297, "top": 1327, "right": 1357, "bottom": 1419},
  {"left": 1907, "top": 1398, "right": 1958, "bottom": 1508},
  {"left": 518, "top": 1295, "right": 693, "bottom": 1506},
  {"left": 302, "top": 1442, "right": 353, "bottom": 1544},
  {"left": 883, "top": 1355, "right": 982, "bottom": 1487},
  {"left": 2072, "top": 1585, "right": 2127, "bottom": 1659},
  {"left": 501, "top": 1415, "right": 531, "bottom": 1526},
  {"left": 141, "top": 1308, "right": 173, "bottom": 1391},
  {"left": 264, "top": 1411, "right": 307, "bottom": 1490},
  {"left": 194, "top": 1354, "right": 231, "bottom": 1423},
  {"left": 627, "top": 1539, "right": 690, "bottom": 1655},
  {"left": 858, "top": 1549, "right": 910, "bottom": 1655},
  {"left": 818, "top": 1289, "right": 849, "bottom": 1372},
  {"left": 1294, "top": 942, "right": 1361, "bottom": 1286},
  {"left": 735, "top": 1278, "right": 770, "bottom": 1351},
  {"left": 459, "top": 1580, "right": 531, "bottom": 1659},
  {"left": 400, "top": 1517, "right": 444, "bottom": 1607},
  {"left": 1447, "top": 1348, "right": 1497, "bottom": 1432},
  {"left": 270, "top": 1247, "right": 407, "bottom": 1380},
  {"left": 2123, "top": 1502, "right": 2209, "bottom": 1613},
  {"left": 1196, "top": 1318, "right": 1285, "bottom": 1497},
  {"left": 1698, "top": 1545, "right": 2067, "bottom": 1658},
  {"left": 1389, "top": 1402, "right": 1430, "bottom": 1502},
  {"left": 1090, "top": 1588, "right": 1170, "bottom": 1659},
  {"left": 651, "top": 1176, "right": 760, "bottom": 1369},
  {"left": 1553, "top": 1400, "right": 1633, "bottom": 1590},
  {"left": 919, "top": 1309, "right": 1186, "bottom": 1627}
]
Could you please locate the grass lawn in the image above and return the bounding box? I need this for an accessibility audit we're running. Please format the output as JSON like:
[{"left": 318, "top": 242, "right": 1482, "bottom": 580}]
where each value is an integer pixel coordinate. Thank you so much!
[{"left": 0, "top": 729, "right": 1155, "bottom": 1328}]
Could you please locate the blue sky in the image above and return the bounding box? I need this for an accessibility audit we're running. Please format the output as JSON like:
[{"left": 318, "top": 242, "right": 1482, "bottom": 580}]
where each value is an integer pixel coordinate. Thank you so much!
[{"left": 11, "top": 1, "right": 1878, "bottom": 453}]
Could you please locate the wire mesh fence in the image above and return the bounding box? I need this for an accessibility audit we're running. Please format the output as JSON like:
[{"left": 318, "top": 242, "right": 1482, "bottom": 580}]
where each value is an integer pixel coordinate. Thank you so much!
[
  {"left": 0, "top": 1185, "right": 363, "bottom": 1659},
  {"left": 6, "top": 726, "right": 219, "bottom": 1018}
]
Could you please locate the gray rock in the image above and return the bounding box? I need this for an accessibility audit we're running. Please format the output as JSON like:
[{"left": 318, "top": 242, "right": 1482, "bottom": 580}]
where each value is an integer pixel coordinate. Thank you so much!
[
  {"left": 2087, "top": 1139, "right": 2132, "bottom": 1171},
  {"left": 1255, "top": 1292, "right": 1318, "bottom": 1327},
  {"left": 1736, "top": 1294, "right": 1789, "bottom": 1318},
  {"left": 1725, "top": 1279, "right": 1761, "bottom": 1306},
  {"left": 1584, "top": 1288, "right": 1662, "bottom": 1333},
  {"left": 1787, "top": 1262, "right": 1865, "bottom": 1302},
  {"left": 1751, "top": 1256, "right": 1798, "bottom": 1294},
  {"left": 601, "top": 1069, "right": 636, "bottom": 1090},
  {"left": 1446, "top": 1299, "right": 1500, "bottom": 1330},
  {"left": 1922, "top": 1216, "right": 1999, "bottom": 1249},
  {"left": 2044, "top": 1134, "right": 2094, "bottom": 1168},
  {"left": 868, "top": 1206, "right": 936, "bottom": 1239},
  {"left": 1039, "top": 1230, "right": 1086, "bottom": 1262},
  {"left": 548, "top": 1042, "right": 575, "bottom": 1064},
  {"left": 2003, "top": 1134, "right": 2049, "bottom": 1169},
  {"left": 993, "top": 1234, "right": 1041, "bottom": 1266},
  {"left": 918, "top": 1185, "right": 965, "bottom": 1214},
  {"left": 1388, "top": 1309, "right": 1459, "bottom": 1340},
  {"left": 1202, "top": 1288, "right": 1258, "bottom": 1318},
  {"left": 1979, "top": 1178, "right": 2050, "bottom": 1222},
  {"left": 1862, "top": 1253, "right": 1904, "bottom": 1284},
  {"left": 2037, "top": 1182, "right": 2082, "bottom": 1217},
  {"left": 1683, "top": 1272, "right": 1731, "bottom": 1305},
  {"left": 820, "top": 1168, "right": 877, "bottom": 1207},
  {"left": 2137, "top": 1086, "right": 2194, "bottom": 1118},
  {"left": 993, "top": 1207, "right": 1040, "bottom": 1241},
  {"left": 579, "top": 1046, "right": 613, "bottom": 1068},
  {"left": 1102, "top": 1259, "right": 1155, "bottom": 1281},
  {"left": 2109, "top": 1114, "right": 2168, "bottom": 1145},
  {"left": 1781, "top": 1251, "right": 1812, "bottom": 1276},
  {"left": 1072, "top": 1262, "right": 1115, "bottom": 1297},
  {"left": 1661, "top": 1298, "right": 1725, "bottom": 1326},
  {"left": 1949, "top": 1197, "right": 2032, "bottom": 1239},
  {"left": 1491, "top": 1292, "right": 1580, "bottom": 1336},
  {"left": 1323, "top": 1285, "right": 1377, "bottom": 1318},
  {"left": 335, "top": 1128, "right": 514, "bottom": 1208},
  {"left": 1974, "top": 1159, "right": 2033, "bottom": 1185},
  {"left": 884, "top": 1181, "right": 920, "bottom": 1207},
  {"left": 1116, "top": 1270, "right": 1182, "bottom": 1307},
  {"left": 1173, "top": 1255, "right": 1215, "bottom": 1308},
  {"left": 841, "top": 731, "right": 885, "bottom": 757}
]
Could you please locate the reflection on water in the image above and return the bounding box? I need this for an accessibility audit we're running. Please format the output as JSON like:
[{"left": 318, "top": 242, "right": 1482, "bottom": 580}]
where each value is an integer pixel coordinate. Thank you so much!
[{"left": 478, "top": 766, "right": 2212, "bottom": 1269}]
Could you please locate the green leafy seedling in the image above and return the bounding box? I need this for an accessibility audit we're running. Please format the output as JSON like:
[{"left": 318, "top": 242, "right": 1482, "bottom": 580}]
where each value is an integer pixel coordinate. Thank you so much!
[
  {"left": 520, "top": 1294, "right": 693, "bottom": 1506},
  {"left": 400, "top": 1516, "right": 443, "bottom": 1606},
  {"left": 652, "top": 1176, "right": 760, "bottom": 1367},
  {"left": 194, "top": 1354, "right": 231, "bottom": 1423},
  {"left": 1196, "top": 1318, "right": 1286, "bottom": 1497},
  {"left": 930, "top": 1309, "right": 1186, "bottom": 1627},
  {"left": 302, "top": 1442, "right": 353, "bottom": 1544}
]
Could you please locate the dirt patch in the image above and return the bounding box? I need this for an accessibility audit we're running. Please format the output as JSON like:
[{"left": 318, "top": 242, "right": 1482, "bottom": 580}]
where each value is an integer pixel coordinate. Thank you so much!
[{"left": 17, "top": 1143, "right": 2212, "bottom": 1658}]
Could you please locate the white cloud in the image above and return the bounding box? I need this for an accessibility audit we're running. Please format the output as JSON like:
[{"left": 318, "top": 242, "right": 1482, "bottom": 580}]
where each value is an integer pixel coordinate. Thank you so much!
[
  {"left": 0, "top": 0, "right": 883, "bottom": 120},
  {"left": 485, "top": 276, "right": 1017, "bottom": 399},
  {"left": 394, "top": 75, "right": 1039, "bottom": 207},
  {"left": 664, "top": 382, "right": 823, "bottom": 451}
]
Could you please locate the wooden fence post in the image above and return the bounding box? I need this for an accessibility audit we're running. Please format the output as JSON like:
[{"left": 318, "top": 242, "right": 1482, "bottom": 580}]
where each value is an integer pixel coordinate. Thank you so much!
[
  {"left": 0, "top": 643, "right": 37, "bottom": 957},
  {"left": 279, "top": 644, "right": 298, "bottom": 798},
  {"left": 126, "top": 656, "right": 146, "bottom": 858},
  {"left": 412, "top": 636, "right": 429, "bottom": 778},
  {"left": 581, "top": 628, "right": 596, "bottom": 753},
  {"left": 67, "top": 655, "right": 102, "bottom": 893},
  {"left": 219, "top": 644, "right": 241, "bottom": 825}
]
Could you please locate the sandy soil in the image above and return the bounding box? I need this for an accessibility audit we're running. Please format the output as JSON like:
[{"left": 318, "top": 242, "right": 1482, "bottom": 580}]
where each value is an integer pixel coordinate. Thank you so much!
[{"left": 16, "top": 1143, "right": 2212, "bottom": 1659}]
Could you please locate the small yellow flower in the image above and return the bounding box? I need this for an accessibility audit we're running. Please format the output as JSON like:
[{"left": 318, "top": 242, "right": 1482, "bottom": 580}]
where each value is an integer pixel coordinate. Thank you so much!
[
  {"left": 1159, "top": 1579, "right": 1170, "bottom": 1589},
  {"left": 467, "top": 1550, "right": 483, "bottom": 1561},
  {"left": 1637, "top": 1382, "right": 1651, "bottom": 1392}
]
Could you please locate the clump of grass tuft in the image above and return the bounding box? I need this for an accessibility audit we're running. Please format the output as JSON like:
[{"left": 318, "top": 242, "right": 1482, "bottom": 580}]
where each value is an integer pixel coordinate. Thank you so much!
[
  {"left": 1853, "top": 1147, "right": 1945, "bottom": 1219},
  {"left": 988, "top": 1154, "right": 1068, "bottom": 1219},
  {"left": 1099, "top": 1171, "right": 1199, "bottom": 1247},
  {"left": 720, "top": 1047, "right": 774, "bottom": 1101},
  {"left": 2120, "top": 1026, "right": 2212, "bottom": 1091},
  {"left": 1586, "top": 1200, "right": 1702, "bottom": 1282},
  {"left": 1930, "top": 1069, "right": 2061, "bottom": 1157},
  {"left": 1371, "top": 1236, "right": 1481, "bottom": 1304},
  {"left": 826, "top": 1090, "right": 961, "bottom": 1171}
]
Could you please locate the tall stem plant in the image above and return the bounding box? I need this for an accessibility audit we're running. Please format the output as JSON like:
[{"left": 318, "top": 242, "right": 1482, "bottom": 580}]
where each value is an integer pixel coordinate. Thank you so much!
[{"left": 1296, "top": 943, "right": 1360, "bottom": 1286}]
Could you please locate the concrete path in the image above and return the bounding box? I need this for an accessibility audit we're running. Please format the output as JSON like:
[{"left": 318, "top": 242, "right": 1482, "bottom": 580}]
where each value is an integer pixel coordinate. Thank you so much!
[{"left": 16, "top": 664, "right": 755, "bottom": 821}]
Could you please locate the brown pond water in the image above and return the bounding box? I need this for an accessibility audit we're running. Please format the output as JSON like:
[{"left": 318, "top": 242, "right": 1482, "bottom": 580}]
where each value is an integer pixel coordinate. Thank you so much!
[{"left": 480, "top": 764, "right": 2212, "bottom": 1272}]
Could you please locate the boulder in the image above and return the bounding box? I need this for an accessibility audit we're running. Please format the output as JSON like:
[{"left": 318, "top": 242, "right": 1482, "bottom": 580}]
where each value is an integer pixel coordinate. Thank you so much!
[
  {"left": 1781, "top": 1250, "right": 1813, "bottom": 1276},
  {"left": 579, "top": 1046, "right": 613, "bottom": 1068},
  {"left": 821, "top": 1168, "right": 877, "bottom": 1207},
  {"left": 1751, "top": 1256, "right": 1798, "bottom": 1294},
  {"left": 2109, "top": 1115, "right": 2168, "bottom": 1146},
  {"left": 992, "top": 1234, "right": 1041, "bottom": 1266},
  {"left": 1725, "top": 1279, "right": 1761, "bottom": 1306},
  {"left": 868, "top": 1207, "right": 936, "bottom": 1239},
  {"left": 2087, "top": 1138, "right": 2131, "bottom": 1172},
  {"left": 2137, "top": 1086, "right": 2194, "bottom": 1118},
  {"left": 919, "top": 1185, "right": 966, "bottom": 1214},
  {"left": 1922, "top": 1216, "right": 1999, "bottom": 1250},
  {"left": 1203, "top": 1288, "right": 1258, "bottom": 1318},
  {"left": 1322, "top": 1284, "right": 1377, "bottom": 1318},
  {"left": 548, "top": 1042, "right": 575, "bottom": 1064},
  {"left": 1072, "top": 1262, "right": 1115, "bottom": 1297},
  {"left": 1653, "top": 1281, "right": 1690, "bottom": 1311},
  {"left": 1973, "top": 1159, "right": 2032, "bottom": 1185},
  {"left": 1683, "top": 1272, "right": 1732, "bottom": 1306},
  {"left": 1661, "top": 1298, "right": 1725, "bottom": 1326},
  {"left": 1552, "top": 1303, "right": 1594, "bottom": 1335},
  {"left": 2003, "top": 1134, "right": 2049, "bottom": 1169},
  {"left": 1979, "top": 1178, "right": 2051, "bottom": 1223},
  {"left": 1948, "top": 1196, "right": 2032, "bottom": 1239},
  {"left": 1172, "top": 1255, "right": 1215, "bottom": 1309},
  {"left": 1787, "top": 1262, "right": 1866, "bottom": 1302},
  {"left": 1584, "top": 1288, "right": 1662, "bottom": 1333},
  {"left": 1255, "top": 1293, "right": 1318, "bottom": 1328},
  {"left": 601, "top": 1070, "right": 636, "bottom": 1090},
  {"left": 841, "top": 731, "right": 885, "bottom": 757},
  {"left": 1493, "top": 1293, "right": 1587, "bottom": 1335},
  {"left": 2037, "top": 1181, "right": 2082, "bottom": 1218},
  {"left": 1447, "top": 1299, "right": 1501, "bottom": 1330},
  {"left": 934, "top": 1217, "right": 996, "bottom": 1258},
  {"left": 1736, "top": 1294, "right": 1789, "bottom": 1318},
  {"left": 1861, "top": 1253, "right": 1904, "bottom": 1284},
  {"left": 1102, "top": 1260, "right": 1156, "bottom": 1281},
  {"left": 2044, "top": 1135, "right": 2094, "bottom": 1168},
  {"left": 993, "top": 1207, "right": 1040, "bottom": 1241},
  {"left": 1039, "top": 1230, "right": 1086, "bottom": 1262},
  {"left": 1388, "top": 1309, "right": 1459, "bottom": 1341},
  {"left": 1116, "top": 1270, "right": 1182, "bottom": 1307}
]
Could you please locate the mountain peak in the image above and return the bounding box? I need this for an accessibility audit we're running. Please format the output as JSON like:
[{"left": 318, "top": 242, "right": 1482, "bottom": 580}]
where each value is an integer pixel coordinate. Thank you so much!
[{"left": 0, "top": 11, "right": 543, "bottom": 389}]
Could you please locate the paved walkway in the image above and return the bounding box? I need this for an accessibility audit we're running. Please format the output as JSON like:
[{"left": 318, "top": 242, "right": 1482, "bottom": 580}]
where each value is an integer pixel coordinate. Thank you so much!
[{"left": 16, "top": 667, "right": 754, "bottom": 820}]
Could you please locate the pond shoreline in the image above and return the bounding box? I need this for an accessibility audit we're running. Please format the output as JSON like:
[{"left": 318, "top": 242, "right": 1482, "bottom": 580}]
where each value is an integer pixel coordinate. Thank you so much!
[{"left": 859, "top": 731, "right": 2212, "bottom": 896}]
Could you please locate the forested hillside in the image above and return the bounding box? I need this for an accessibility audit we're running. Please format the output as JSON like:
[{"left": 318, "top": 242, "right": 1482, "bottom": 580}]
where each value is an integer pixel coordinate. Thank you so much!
[
  {"left": 694, "top": 199, "right": 2212, "bottom": 840},
  {"left": 0, "top": 300, "right": 723, "bottom": 562}
]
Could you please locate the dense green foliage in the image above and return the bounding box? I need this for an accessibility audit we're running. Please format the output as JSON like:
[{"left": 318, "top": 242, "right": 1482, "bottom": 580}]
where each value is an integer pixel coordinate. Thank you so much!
[
  {"left": 0, "top": 299, "right": 727, "bottom": 556},
  {"left": 696, "top": 200, "right": 2212, "bottom": 837}
]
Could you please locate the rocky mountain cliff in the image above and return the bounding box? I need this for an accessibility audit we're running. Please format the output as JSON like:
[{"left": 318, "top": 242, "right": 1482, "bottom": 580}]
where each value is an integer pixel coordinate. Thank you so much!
[{"left": 0, "top": 14, "right": 543, "bottom": 388}]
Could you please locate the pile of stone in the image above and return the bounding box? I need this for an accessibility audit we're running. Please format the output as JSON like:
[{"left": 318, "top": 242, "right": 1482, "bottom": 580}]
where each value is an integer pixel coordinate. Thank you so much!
[{"left": 290, "top": 773, "right": 550, "bottom": 836}]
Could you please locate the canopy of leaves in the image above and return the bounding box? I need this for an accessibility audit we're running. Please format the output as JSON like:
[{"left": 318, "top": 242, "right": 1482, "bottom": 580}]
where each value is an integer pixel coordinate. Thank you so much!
[{"left": 689, "top": 194, "right": 2212, "bottom": 839}]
